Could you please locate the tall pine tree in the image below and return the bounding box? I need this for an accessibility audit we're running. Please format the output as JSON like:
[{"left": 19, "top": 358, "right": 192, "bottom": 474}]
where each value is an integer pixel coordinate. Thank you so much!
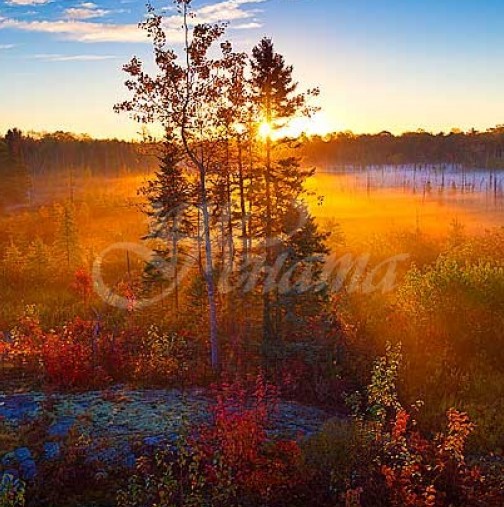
[
  {"left": 0, "top": 129, "right": 30, "bottom": 210},
  {"left": 141, "top": 131, "right": 193, "bottom": 311},
  {"left": 250, "top": 38, "right": 321, "bottom": 345},
  {"left": 54, "top": 202, "right": 82, "bottom": 270}
]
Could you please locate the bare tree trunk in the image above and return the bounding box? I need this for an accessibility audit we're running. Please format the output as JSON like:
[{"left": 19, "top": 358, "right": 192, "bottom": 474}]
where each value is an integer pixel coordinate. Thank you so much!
[
  {"left": 172, "top": 232, "right": 179, "bottom": 312},
  {"left": 237, "top": 135, "right": 248, "bottom": 263},
  {"left": 263, "top": 101, "right": 274, "bottom": 345},
  {"left": 226, "top": 176, "right": 234, "bottom": 271},
  {"left": 247, "top": 131, "right": 254, "bottom": 254},
  {"left": 226, "top": 140, "right": 234, "bottom": 271},
  {"left": 200, "top": 178, "right": 220, "bottom": 371},
  {"left": 220, "top": 211, "right": 226, "bottom": 265},
  {"left": 197, "top": 208, "right": 203, "bottom": 275},
  {"left": 182, "top": 151, "right": 219, "bottom": 371}
]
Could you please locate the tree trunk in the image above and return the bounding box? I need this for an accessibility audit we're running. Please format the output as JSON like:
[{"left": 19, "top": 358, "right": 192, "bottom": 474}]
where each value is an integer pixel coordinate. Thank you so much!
[
  {"left": 237, "top": 135, "right": 248, "bottom": 263},
  {"left": 225, "top": 137, "right": 234, "bottom": 271},
  {"left": 263, "top": 100, "right": 275, "bottom": 345},
  {"left": 200, "top": 178, "right": 220, "bottom": 371},
  {"left": 172, "top": 231, "right": 179, "bottom": 312}
]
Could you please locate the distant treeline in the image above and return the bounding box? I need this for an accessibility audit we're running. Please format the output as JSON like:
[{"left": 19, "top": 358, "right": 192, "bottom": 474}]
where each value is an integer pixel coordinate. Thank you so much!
[
  {"left": 0, "top": 129, "right": 158, "bottom": 179},
  {"left": 301, "top": 127, "right": 504, "bottom": 170},
  {"left": 0, "top": 129, "right": 161, "bottom": 210},
  {"left": 2, "top": 127, "right": 504, "bottom": 183}
]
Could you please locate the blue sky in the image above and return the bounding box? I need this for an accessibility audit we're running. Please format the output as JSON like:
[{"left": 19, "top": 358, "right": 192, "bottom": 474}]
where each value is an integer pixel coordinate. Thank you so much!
[{"left": 1, "top": 0, "right": 503, "bottom": 139}]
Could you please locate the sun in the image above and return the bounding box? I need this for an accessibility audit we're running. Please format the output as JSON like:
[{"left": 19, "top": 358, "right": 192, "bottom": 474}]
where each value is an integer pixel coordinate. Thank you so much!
[
  {"left": 256, "top": 113, "right": 335, "bottom": 141},
  {"left": 258, "top": 121, "right": 273, "bottom": 139}
]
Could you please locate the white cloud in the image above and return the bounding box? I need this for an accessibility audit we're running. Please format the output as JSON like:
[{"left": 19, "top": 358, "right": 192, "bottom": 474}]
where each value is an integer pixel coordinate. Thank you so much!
[
  {"left": 64, "top": 7, "right": 110, "bottom": 20},
  {"left": 6, "top": 0, "right": 52, "bottom": 5},
  {"left": 0, "top": 43, "right": 16, "bottom": 49},
  {"left": 0, "top": 0, "right": 266, "bottom": 43},
  {"left": 63, "top": 2, "right": 113, "bottom": 20},
  {"left": 195, "top": 0, "right": 265, "bottom": 24},
  {"left": 33, "top": 53, "right": 117, "bottom": 61},
  {"left": 164, "top": 0, "right": 267, "bottom": 35},
  {"left": 0, "top": 16, "right": 147, "bottom": 42},
  {"left": 233, "top": 22, "right": 262, "bottom": 29}
]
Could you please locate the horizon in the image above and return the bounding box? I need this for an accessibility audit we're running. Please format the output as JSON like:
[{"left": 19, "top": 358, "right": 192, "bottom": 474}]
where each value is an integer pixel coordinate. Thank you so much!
[
  {"left": 2, "top": 123, "right": 504, "bottom": 143},
  {"left": 1, "top": 0, "right": 504, "bottom": 139}
]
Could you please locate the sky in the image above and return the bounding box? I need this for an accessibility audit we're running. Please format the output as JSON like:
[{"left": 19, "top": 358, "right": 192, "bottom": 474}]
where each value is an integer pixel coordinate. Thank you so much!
[{"left": 1, "top": 0, "right": 503, "bottom": 140}]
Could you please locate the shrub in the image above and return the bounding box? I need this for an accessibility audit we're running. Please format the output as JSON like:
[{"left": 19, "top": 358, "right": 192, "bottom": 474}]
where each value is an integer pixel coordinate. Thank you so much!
[
  {"left": 133, "top": 325, "right": 190, "bottom": 386},
  {"left": 5, "top": 306, "right": 45, "bottom": 374},
  {"left": 0, "top": 474, "right": 26, "bottom": 507},
  {"left": 70, "top": 267, "right": 93, "bottom": 303},
  {"left": 341, "top": 344, "right": 496, "bottom": 507},
  {"left": 3, "top": 310, "right": 131, "bottom": 391},
  {"left": 117, "top": 439, "right": 237, "bottom": 507},
  {"left": 41, "top": 334, "right": 97, "bottom": 390},
  {"left": 301, "top": 418, "right": 357, "bottom": 502},
  {"left": 117, "top": 375, "right": 305, "bottom": 507},
  {"left": 200, "top": 375, "right": 303, "bottom": 503}
]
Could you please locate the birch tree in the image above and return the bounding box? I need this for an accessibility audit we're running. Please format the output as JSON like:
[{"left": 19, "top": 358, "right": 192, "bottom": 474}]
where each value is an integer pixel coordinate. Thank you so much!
[{"left": 115, "top": 0, "right": 245, "bottom": 371}]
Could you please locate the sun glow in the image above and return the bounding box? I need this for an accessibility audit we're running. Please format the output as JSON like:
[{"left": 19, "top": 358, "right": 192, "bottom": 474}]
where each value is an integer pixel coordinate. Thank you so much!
[
  {"left": 281, "top": 112, "right": 336, "bottom": 138},
  {"left": 257, "top": 112, "right": 337, "bottom": 141},
  {"left": 258, "top": 121, "right": 273, "bottom": 139}
]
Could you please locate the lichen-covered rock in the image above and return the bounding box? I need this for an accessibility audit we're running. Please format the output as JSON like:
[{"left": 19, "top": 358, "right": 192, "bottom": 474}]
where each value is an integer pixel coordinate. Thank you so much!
[
  {"left": 19, "top": 459, "right": 36, "bottom": 481},
  {"left": 1, "top": 447, "right": 36, "bottom": 481},
  {"left": 0, "top": 388, "right": 332, "bottom": 479},
  {"left": 42, "top": 442, "right": 60, "bottom": 461},
  {"left": 1, "top": 452, "right": 16, "bottom": 468},
  {"left": 13, "top": 448, "right": 31, "bottom": 463},
  {"left": 48, "top": 417, "right": 75, "bottom": 438}
]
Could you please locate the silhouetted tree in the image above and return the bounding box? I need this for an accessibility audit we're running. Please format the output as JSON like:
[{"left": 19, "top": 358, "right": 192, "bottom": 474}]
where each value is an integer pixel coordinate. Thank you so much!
[
  {"left": 116, "top": 0, "right": 246, "bottom": 371},
  {"left": 0, "top": 129, "right": 30, "bottom": 210},
  {"left": 250, "top": 38, "right": 318, "bottom": 345},
  {"left": 54, "top": 202, "right": 81, "bottom": 269},
  {"left": 141, "top": 131, "right": 194, "bottom": 311}
]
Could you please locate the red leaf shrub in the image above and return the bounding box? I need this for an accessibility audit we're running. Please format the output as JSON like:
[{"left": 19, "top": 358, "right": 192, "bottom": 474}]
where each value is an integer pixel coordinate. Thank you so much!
[
  {"left": 117, "top": 375, "right": 307, "bottom": 507},
  {"left": 339, "top": 345, "right": 499, "bottom": 506},
  {"left": 378, "top": 407, "right": 486, "bottom": 507},
  {"left": 42, "top": 334, "right": 96, "bottom": 389},
  {"left": 4, "top": 307, "right": 46, "bottom": 372},
  {"left": 3, "top": 311, "right": 132, "bottom": 390},
  {"left": 71, "top": 267, "right": 93, "bottom": 303},
  {"left": 195, "top": 374, "right": 304, "bottom": 502}
]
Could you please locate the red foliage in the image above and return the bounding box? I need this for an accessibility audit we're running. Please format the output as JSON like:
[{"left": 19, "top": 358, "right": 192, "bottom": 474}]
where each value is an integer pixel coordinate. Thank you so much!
[
  {"left": 71, "top": 267, "right": 93, "bottom": 302},
  {"left": 116, "top": 281, "right": 138, "bottom": 312},
  {"left": 42, "top": 334, "right": 97, "bottom": 390},
  {"left": 4, "top": 313, "right": 132, "bottom": 390},
  {"left": 377, "top": 407, "right": 487, "bottom": 506},
  {"left": 392, "top": 409, "right": 410, "bottom": 439},
  {"left": 5, "top": 310, "right": 46, "bottom": 371},
  {"left": 194, "top": 375, "right": 304, "bottom": 501}
]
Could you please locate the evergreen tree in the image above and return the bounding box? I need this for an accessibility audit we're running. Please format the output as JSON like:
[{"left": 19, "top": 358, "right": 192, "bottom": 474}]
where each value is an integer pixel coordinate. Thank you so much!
[
  {"left": 250, "top": 38, "right": 319, "bottom": 345},
  {"left": 2, "top": 239, "right": 26, "bottom": 282},
  {"left": 276, "top": 203, "right": 330, "bottom": 340},
  {"left": 26, "top": 237, "right": 51, "bottom": 281},
  {"left": 141, "top": 131, "right": 194, "bottom": 311},
  {"left": 54, "top": 202, "right": 82, "bottom": 269},
  {"left": 0, "top": 130, "right": 30, "bottom": 210}
]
